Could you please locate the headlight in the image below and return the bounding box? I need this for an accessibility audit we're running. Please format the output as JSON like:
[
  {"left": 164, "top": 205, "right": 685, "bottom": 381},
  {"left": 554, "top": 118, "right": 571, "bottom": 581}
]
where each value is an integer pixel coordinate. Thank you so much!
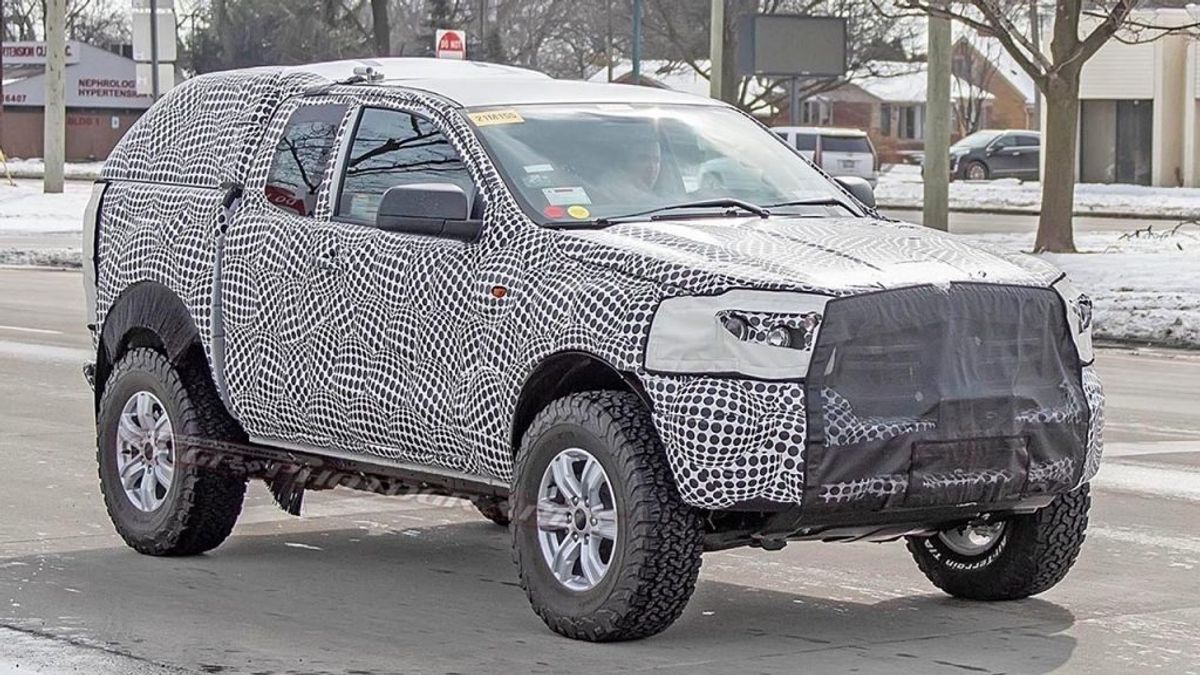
[
  {"left": 1051, "top": 277, "right": 1095, "bottom": 364},
  {"left": 645, "top": 290, "right": 831, "bottom": 379}
]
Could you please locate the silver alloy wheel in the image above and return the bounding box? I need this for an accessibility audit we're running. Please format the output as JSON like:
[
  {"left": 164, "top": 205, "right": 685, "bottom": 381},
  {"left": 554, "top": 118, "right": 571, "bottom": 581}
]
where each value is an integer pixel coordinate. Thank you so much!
[
  {"left": 114, "top": 390, "right": 176, "bottom": 512},
  {"left": 966, "top": 162, "right": 988, "bottom": 180},
  {"left": 536, "top": 447, "right": 618, "bottom": 592},
  {"left": 937, "top": 522, "right": 1007, "bottom": 556}
]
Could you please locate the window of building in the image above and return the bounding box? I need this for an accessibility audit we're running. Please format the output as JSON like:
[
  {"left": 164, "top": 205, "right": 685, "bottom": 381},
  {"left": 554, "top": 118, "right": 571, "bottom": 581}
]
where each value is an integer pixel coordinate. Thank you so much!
[
  {"left": 896, "top": 104, "right": 924, "bottom": 140},
  {"left": 264, "top": 104, "right": 348, "bottom": 217},
  {"left": 337, "top": 108, "right": 474, "bottom": 223},
  {"left": 799, "top": 99, "right": 832, "bottom": 126},
  {"left": 880, "top": 103, "right": 892, "bottom": 136}
]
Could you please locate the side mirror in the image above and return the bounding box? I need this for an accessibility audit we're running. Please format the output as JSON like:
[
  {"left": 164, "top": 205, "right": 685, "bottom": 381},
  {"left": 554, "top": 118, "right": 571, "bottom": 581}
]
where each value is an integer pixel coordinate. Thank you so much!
[
  {"left": 376, "top": 183, "right": 482, "bottom": 242},
  {"left": 834, "top": 176, "right": 876, "bottom": 209}
]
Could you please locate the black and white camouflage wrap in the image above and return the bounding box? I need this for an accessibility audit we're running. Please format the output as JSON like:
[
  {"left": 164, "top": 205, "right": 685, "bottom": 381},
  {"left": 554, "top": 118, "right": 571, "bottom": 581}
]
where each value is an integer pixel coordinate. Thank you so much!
[{"left": 93, "top": 63, "right": 1104, "bottom": 511}]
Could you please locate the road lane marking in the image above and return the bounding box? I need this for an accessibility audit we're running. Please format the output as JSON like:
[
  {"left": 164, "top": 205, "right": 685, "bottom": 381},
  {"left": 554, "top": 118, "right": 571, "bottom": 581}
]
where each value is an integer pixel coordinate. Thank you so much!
[
  {"left": 1105, "top": 441, "right": 1200, "bottom": 457},
  {"left": 0, "top": 325, "right": 62, "bottom": 335},
  {"left": 0, "top": 340, "right": 90, "bottom": 363},
  {"left": 1093, "top": 462, "right": 1200, "bottom": 502},
  {"left": 1089, "top": 525, "right": 1200, "bottom": 556}
]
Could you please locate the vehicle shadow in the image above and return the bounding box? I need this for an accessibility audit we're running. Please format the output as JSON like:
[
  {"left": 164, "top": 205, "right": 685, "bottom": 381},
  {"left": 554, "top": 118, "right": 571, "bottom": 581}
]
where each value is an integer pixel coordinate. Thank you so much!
[{"left": 0, "top": 520, "right": 1077, "bottom": 675}]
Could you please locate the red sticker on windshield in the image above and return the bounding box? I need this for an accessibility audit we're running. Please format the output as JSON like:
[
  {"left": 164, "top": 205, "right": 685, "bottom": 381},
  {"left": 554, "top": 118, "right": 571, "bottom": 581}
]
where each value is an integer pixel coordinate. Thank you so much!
[{"left": 543, "top": 205, "right": 566, "bottom": 219}]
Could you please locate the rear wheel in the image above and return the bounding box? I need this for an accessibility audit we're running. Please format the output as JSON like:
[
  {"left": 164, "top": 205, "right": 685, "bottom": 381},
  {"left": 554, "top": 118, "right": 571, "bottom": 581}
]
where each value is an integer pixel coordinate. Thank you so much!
[
  {"left": 97, "top": 348, "right": 246, "bottom": 556},
  {"left": 906, "top": 485, "right": 1090, "bottom": 600},
  {"left": 511, "top": 391, "right": 704, "bottom": 641}
]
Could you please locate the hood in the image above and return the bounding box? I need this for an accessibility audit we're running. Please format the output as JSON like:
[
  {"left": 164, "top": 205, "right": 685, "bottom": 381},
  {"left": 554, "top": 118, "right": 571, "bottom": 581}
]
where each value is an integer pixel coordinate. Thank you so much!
[{"left": 558, "top": 216, "right": 1061, "bottom": 295}]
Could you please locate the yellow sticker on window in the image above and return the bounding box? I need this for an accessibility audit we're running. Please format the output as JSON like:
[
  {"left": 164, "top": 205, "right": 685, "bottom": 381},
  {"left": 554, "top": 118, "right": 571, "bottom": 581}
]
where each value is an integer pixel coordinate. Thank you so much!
[
  {"left": 468, "top": 109, "right": 525, "bottom": 126},
  {"left": 567, "top": 205, "right": 591, "bottom": 219}
]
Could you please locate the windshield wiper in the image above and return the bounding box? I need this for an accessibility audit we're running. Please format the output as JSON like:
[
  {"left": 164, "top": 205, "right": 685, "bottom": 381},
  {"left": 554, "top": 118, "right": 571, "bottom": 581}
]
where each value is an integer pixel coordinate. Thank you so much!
[
  {"left": 762, "top": 197, "right": 853, "bottom": 211},
  {"left": 594, "top": 198, "right": 770, "bottom": 225}
]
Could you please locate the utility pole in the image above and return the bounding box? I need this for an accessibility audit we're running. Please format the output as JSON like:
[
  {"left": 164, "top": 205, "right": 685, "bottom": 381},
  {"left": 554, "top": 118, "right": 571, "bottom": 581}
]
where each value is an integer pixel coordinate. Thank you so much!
[
  {"left": 923, "top": 2, "right": 951, "bottom": 231},
  {"left": 1028, "top": 0, "right": 1041, "bottom": 130},
  {"left": 606, "top": 0, "right": 614, "bottom": 81},
  {"left": 150, "top": 0, "right": 161, "bottom": 98},
  {"left": 43, "top": 0, "right": 66, "bottom": 193},
  {"left": 631, "top": 0, "right": 642, "bottom": 83},
  {"left": 709, "top": 0, "right": 723, "bottom": 100}
]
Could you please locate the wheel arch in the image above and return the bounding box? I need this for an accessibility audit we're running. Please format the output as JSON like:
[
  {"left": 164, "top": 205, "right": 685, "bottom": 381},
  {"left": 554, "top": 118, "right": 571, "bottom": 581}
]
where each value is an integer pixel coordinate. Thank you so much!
[
  {"left": 509, "top": 351, "right": 652, "bottom": 455},
  {"left": 95, "top": 280, "right": 207, "bottom": 410}
]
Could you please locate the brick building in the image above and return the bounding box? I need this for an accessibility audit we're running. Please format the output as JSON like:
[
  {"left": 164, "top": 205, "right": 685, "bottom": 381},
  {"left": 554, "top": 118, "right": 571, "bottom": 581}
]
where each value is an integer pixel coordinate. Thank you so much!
[{"left": 2, "top": 41, "right": 153, "bottom": 161}]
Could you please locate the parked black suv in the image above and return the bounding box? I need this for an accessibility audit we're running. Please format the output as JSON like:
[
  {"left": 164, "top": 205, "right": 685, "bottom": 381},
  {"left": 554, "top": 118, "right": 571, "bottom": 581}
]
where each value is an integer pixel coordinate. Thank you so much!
[{"left": 950, "top": 129, "right": 1041, "bottom": 181}]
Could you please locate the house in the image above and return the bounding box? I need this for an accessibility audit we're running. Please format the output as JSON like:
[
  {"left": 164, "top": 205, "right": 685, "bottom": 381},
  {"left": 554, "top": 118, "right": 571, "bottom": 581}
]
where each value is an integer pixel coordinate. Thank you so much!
[
  {"left": 1, "top": 41, "right": 154, "bottom": 161},
  {"left": 1076, "top": 6, "right": 1200, "bottom": 186}
]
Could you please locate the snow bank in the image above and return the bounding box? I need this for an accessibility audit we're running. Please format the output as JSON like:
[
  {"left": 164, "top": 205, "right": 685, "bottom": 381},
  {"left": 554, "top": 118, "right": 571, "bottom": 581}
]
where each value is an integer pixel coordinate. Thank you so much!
[
  {"left": 1, "top": 157, "right": 104, "bottom": 180},
  {"left": 877, "top": 164, "right": 1200, "bottom": 219},
  {"left": 0, "top": 179, "right": 94, "bottom": 234},
  {"left": 968, "top": 226, "right": 1200, "bottom": 348}
]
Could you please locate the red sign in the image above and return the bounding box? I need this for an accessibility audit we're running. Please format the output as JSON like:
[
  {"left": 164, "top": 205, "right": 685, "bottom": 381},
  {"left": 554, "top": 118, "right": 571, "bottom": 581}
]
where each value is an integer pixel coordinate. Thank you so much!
[{"left": 435, "top": 29, "right": 466, "bottom": 60}]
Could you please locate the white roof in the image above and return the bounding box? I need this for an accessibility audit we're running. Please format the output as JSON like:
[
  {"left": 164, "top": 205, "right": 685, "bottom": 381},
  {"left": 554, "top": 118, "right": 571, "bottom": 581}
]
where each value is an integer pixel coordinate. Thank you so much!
[
  {"left": 587, "top": 59, "right": 780, "bottom": 113},
  {"left": 272, "top": 57, "right": 729, "bottom": 109},
  {"left": 956, "top": 34, "right": 1037, "bottom": 104},
  {"left": 856, "top": 62, "right": 992, "bottom": 103},
  {"left": 771, "top": 126, "right": 868, "bottom": 137}
]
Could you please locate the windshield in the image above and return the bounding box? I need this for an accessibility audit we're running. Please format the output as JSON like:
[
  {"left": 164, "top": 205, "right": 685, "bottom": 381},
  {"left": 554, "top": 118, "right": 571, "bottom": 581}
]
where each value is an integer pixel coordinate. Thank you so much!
[
  {"left": 467, "top": 104, "right": 852, "bottom": 224},
  {"left": 952, "top": 130, "right": 1003, "bottom": 151}
]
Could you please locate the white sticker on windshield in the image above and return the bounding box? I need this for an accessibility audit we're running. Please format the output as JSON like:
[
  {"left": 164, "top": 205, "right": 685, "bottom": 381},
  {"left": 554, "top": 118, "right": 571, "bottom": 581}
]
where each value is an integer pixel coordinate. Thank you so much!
[
  {"left": 524, "top": 164, "right": 554, "bottom": 174},
  {"left": 542, "top": 186, "right": 592, "bottom": 206}
]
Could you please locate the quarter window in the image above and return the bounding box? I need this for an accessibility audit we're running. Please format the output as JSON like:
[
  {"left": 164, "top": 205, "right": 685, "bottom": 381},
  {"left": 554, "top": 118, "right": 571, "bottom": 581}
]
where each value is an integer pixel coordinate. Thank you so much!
[
  {"left": 337, "top": 108, "right": 474, "bottom": 223},
  {"left": 264, "top": 104, "right": 348, "bottom": 217}
]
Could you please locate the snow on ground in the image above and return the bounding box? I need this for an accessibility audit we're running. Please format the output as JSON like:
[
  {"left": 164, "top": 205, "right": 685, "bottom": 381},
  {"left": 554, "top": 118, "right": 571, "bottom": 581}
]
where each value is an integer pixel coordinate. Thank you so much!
[
  {"left": 0, "top": 179, "right": 94, "bottom": 234},
  {"left": 877, "top": 164, "right": 1200, "bottom": 219},
  {"left": 1, "top": 157, "right": 104, "bottom": 181},
  {"left": 967, "top": 226, "right": 1200, "bottom": 348},
  {"left": 1, "top": 177, "right": 1196, "bottom": 347}
]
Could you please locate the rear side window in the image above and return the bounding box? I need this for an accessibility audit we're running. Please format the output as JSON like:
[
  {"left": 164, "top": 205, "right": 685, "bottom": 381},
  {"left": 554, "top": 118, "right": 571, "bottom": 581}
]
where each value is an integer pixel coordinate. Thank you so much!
[
  {"left": 337, "top": 108, "right": 474, "bottom": 223},
  {"left": 793, "top": 134, "right": 817, "bottom": 152},
  {"left": 1016, "top": 135, "right": 1040, "bottom": 147},
  {"left": 820, "top": 136, "right": 871, "bottom": 153},
  {"left": 264, "top": 104, "right": 348, "bottom": 217}
]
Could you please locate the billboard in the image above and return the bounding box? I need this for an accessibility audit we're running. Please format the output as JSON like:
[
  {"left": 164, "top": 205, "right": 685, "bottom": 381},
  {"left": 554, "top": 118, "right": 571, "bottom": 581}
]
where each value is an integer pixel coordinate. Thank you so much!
[{"left": 735, "top": 15, "right": 848, "bottom": 78}]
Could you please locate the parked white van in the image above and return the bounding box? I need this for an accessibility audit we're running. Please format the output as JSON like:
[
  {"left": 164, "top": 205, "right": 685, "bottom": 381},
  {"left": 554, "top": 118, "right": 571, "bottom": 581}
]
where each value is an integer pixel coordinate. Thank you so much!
[{"left": 772, "top": 126, "right": 878, "bottom": 185}]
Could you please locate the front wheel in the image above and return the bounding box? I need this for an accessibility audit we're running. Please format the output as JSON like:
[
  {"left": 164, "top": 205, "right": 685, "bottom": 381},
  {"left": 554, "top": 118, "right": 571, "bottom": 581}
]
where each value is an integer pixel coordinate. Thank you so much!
[
  {"left": 511, "top": 391, "right": 704, "bottom": 641},
  {"left": 964, "top": 160, "right": 990, "bottom": 181},
  {"left": 906, "top": 484, "right": 1090, "bottom": 600}
]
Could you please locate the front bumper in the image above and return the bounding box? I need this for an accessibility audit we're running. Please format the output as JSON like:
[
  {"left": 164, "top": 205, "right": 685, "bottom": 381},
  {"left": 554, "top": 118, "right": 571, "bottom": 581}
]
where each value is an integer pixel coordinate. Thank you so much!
[{"left": 641, "top": 283, "right": 1104, "bottom": 515}]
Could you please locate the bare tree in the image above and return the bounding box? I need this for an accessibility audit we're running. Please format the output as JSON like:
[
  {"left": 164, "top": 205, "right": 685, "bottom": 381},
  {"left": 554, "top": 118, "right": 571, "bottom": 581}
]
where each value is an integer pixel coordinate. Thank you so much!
[
  {"left": 895, "top": 0, "right": 1200, "bottom": 252},
  {"left": 950, "top": 37, "right": 999, "bottom": 135}
]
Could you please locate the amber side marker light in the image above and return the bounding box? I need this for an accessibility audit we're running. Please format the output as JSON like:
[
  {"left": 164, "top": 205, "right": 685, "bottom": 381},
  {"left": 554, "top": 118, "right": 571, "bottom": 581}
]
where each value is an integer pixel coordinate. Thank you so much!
[{"left": 491, "top": 286, "right": 508, "bottom": 299}]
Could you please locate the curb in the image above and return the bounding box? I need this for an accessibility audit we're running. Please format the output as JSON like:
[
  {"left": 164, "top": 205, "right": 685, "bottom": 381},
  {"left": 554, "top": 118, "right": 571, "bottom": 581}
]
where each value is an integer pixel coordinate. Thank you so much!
[{"left": 877, "top": 203, "right": 1199, "bottom": 222}]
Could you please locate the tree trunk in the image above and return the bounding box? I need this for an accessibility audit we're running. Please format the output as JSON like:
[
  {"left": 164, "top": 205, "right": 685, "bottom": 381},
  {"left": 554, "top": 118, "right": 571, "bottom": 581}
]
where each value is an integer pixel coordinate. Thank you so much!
[
  {"left": 1034, "top": 71, "right": 1081, "bottom": 253},
  {"left": 371, "top": 0, "right": 391, "bottom": 57}
]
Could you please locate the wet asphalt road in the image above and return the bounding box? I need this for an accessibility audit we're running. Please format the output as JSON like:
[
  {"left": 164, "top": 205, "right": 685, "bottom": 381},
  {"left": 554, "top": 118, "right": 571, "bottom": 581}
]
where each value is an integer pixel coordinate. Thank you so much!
[{"left": 1, "top": 267, "right": 1199, "bottom": 675}]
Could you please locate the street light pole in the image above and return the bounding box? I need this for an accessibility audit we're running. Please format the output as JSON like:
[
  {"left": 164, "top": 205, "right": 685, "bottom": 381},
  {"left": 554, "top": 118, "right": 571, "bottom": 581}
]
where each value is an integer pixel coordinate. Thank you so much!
[{"left": 150, "top": 0, "right": 161, "bottom": 99}]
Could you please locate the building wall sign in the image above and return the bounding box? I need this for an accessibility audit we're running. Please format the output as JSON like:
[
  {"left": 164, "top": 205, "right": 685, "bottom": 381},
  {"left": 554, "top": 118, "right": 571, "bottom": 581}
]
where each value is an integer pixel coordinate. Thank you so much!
[
  {"left": 2, "top": 41, "right": 82, "bottom": 65},
  {"left": 2, "top": 43, "right": 153, "bottom": 110}
]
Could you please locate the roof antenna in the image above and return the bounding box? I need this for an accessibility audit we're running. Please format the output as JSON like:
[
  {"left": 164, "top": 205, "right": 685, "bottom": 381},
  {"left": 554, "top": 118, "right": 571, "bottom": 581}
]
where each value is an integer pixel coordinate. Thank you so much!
[{"left": 339, "top": 64, "right": 385, "bottom": 85}]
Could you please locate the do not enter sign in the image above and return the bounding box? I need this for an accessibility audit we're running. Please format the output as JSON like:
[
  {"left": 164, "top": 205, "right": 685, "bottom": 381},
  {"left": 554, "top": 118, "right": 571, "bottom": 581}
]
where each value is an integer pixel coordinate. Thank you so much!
[{"left": 436, "top": 29, "right": 466, "bottom": 60}]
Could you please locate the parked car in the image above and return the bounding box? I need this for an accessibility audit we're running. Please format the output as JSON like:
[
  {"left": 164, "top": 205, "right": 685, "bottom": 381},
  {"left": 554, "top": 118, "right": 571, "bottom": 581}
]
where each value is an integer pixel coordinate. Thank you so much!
[
  {"left": 771, "top": 126, "right": 879, "bottom": 185},
  {"left": 84, "top": 59, "right": 1102, "bottom": 643},
  {"left": 950, "top": 129, "right": 1041, "bottom": 181}
]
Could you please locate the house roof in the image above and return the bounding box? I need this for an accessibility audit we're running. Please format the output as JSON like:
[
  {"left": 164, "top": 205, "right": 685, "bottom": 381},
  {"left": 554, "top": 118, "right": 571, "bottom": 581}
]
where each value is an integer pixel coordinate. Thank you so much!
[
  {"left": 855, "top": 62, "right": 992, "bottom": 103},
  {"left": 586, "top": 59, "right": 780, "bottom": 113},
  {"left": 954, "top": 32, "right": 1037, "bottom": 104}
]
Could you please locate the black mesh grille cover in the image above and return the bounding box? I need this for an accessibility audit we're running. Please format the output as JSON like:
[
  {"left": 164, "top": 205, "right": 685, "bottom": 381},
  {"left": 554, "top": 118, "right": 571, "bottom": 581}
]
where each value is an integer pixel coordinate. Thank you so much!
[{"left": 802, "top": 283, "right": 1088, "bottom": 516}]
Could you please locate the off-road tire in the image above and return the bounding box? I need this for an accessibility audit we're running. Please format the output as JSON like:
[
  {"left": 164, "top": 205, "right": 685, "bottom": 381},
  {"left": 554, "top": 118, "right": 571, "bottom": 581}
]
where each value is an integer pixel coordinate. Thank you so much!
[
  {"left": 906, "top": 484, "right": 1090, "bottom": 600},
  {"left": 511, "top": 391, "right": 704, "bottom": 641},
  {"left": 472, "top": 495, "right": 510, "bottom": 527},
  {"left": 97, "top": 348, "right": 247, "bottom": 556}
]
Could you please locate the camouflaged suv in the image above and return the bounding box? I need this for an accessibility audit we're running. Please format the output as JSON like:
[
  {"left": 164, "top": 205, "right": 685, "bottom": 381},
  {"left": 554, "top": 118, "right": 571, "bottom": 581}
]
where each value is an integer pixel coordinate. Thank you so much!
[{"left": 83, "top": 58, "right": 1102, "bottom": 641}]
